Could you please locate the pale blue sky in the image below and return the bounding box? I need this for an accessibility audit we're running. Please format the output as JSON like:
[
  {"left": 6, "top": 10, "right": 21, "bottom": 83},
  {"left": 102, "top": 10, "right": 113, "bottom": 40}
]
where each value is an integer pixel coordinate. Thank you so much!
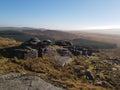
[{"left": 0, "top": 0, "right": 120, "bottom": 30}]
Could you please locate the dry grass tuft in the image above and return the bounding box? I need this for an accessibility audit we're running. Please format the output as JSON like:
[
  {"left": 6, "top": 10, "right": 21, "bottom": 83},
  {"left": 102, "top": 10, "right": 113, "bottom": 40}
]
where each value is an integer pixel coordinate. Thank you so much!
[{"left": 0, "top": 37, "right": 21, "bottom": 49}]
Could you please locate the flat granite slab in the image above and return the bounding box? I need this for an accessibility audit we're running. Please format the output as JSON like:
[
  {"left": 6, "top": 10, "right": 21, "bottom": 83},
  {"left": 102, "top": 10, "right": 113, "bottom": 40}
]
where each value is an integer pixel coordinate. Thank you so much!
[{"left": 0, "top": 73, "right": 64, "bottom": 90}]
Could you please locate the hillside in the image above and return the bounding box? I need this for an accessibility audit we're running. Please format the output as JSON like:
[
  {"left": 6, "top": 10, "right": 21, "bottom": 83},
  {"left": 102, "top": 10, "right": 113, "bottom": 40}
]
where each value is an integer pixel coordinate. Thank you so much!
[
  {"left": 0, "top": 30, "right": 77, "bottom": 41},
  {"left": 0, "top": 37, "right": 108, "bottom": 90},
  {"left": 23, "top": 30, "right": 78, "bottom": 40},
  {"left": 0, "top": 29, "right": 117, "bottom": 49},
  {"left": 0, "top": 37, "right": 119, "bottom": 90},
  {"left": 71, "top": 31, "right": 120, "bottom": 47},
  {"left": 72, "top": 38, "right": 117, "bottom": 49}
]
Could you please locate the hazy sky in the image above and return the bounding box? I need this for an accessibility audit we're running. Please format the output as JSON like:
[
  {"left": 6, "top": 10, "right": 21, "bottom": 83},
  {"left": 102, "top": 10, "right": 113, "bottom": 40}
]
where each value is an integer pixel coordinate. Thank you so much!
[{"left": 0, "top": 0, "right": 120, "bottom": 30}]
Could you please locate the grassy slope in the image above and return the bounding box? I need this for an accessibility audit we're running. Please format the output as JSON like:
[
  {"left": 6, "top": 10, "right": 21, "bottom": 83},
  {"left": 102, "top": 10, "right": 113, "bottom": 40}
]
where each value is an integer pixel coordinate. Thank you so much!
[
  {"left": 0, "top": 37, "right": 110, "bottom": 90},
  {"left": 0, "top": 37, "right": 21, "bottom": 49},
  {"left": 0, "top": 56, "right": 108, "bottom": 90}
]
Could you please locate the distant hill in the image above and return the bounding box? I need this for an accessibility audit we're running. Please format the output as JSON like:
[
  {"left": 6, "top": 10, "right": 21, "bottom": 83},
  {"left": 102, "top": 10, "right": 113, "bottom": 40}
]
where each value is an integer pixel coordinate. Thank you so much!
[
  {"left": 0, "top": 30, "right": 78, "bottom": 41},
  {"left": 82, "top": 29, "right": 120, "bottom": 35},
  {"left": 23, "top": 30, "right": 78, "bottom": 40},
  {"left": 0, "top": 30, "right": 35, "bottom": 41},
  {"left": 72, "top": 38, "right": 117, "bottom": 49},
  {"left": 0, "top": 27, "right": 117, "bottom": 49},
  {"left": 0, "top": 27, "right": 35, "bottom": 30},
  {"left": 71, "top": 31, "right": 120, "bottom": 47}
]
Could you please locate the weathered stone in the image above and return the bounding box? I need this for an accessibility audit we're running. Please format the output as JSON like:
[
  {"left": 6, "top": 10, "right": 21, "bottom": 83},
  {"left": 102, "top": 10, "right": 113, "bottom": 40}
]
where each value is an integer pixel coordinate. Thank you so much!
[
  {"left": 85, "top": 70, "right": 95, "bottom": 80},
  {"left": 0, "top": 73, "right": 64, "bottom": 90},
  {"left": 64, "top": 41, "right": 73, "bottom": 46},
  {"left": 82, "top": 49, "right": 88, "bottom": 56},
  {"left": 71, "top": 50, "right": 82, "bottom": 56},
  {"left": 14, "top": 48, "right": 38, "bottom": 60},
  {"left": 57, "top": 56, "right": 72, "bottom": 66},
  {"left": 57, "top": 49, "right": 71, "bottom": 56},
  {"left": 1, "top": 38, "right": 98, "bottom": 60},
  {"left": 42, "top": 46, "right": 57, "bottom": 56},
  {"left": 42, "top": 40, "right": 52, "bottom": 46},
  {"left": 21, "top": 37, "right": 40, "bottom": 49},
  {"left": 87, "top": 50, "right": 93, "bottom": 56},
  {"left": 55, "top": 41, "right": 72, "bottom": 47},
  {"left": 55, "top": 41, "right": 66, "bottom": 46}
]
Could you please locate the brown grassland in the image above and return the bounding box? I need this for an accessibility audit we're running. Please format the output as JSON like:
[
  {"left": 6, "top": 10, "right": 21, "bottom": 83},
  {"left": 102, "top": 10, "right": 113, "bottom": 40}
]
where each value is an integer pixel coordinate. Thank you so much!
[{"left": 0, "top": 37, "right": 116, "bottom": 90}]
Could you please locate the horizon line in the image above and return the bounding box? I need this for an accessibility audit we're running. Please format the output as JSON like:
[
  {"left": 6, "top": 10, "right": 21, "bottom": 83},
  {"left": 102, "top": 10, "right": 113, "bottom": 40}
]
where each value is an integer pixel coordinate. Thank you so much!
[{"left": 0, "top": 25, "right": 120, "bottom": 31}]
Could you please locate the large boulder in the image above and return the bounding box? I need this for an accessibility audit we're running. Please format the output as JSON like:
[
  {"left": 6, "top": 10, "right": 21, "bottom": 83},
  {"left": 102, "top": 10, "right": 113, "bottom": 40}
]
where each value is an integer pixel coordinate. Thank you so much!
[
  {"left": 57, "top": 56, "right": 72, "bottom": 66},
  {"left": 71, "top": 50, "right": 82, "bottom": 56},
  {"left": 57, "top": 48, "right": 72, "bottom": 56},
  {"left": 41, "top": 46, "right": 73, "bottom": 66},
  {"left": 14, "top": 47, "right": 38, "bottom": 60},
  {"left": 0, "top": 73, "right": 64, "bottom": 90},
  {"left": 87, "top": 49, "right": 93, "bottom": 56},
  {"left": 21, "top": 37, "right": 41, "bottom": 49},
  {"left": 42, "top": 40, "right": 52, "bottom": 46},
  {"left": 42, "top": 46, "right": 58, "bottom": 57},
  {"left": 56, "top": 48, "right": 72, "bottom": 66},
  {"left": 55, "top": 40, "right": 73, "bottom": 47}
]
